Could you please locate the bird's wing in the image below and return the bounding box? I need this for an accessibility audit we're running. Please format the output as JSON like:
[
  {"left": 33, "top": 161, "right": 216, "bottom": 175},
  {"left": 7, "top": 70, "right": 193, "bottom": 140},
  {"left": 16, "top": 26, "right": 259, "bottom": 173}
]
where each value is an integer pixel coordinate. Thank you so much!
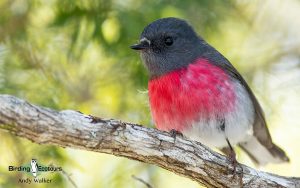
[
  {"left": 211, "top": 54, "right": 289, "bottom": 164},
  {"left": 201, "top": 46, "right": 273, "bottom": 147},
  {"left": 221, "top": 62, "right": 273, "bottom": 147}
]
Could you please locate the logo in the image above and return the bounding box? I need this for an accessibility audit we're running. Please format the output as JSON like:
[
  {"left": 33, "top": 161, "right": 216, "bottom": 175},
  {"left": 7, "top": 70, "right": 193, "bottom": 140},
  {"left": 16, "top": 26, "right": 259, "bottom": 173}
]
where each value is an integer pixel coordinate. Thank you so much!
[
  {"left": 8, "top": 159, "right": 62, "bottom": 184},
  {"left": 30, "top": 159, "right": 38, "bottom": 178}
]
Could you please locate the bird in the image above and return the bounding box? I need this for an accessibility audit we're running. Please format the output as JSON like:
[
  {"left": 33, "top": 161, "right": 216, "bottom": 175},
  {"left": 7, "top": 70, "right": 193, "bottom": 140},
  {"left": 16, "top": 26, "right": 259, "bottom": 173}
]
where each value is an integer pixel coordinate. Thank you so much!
[{"left": 130, "top": 17, "right": 289, "bottom": 166}]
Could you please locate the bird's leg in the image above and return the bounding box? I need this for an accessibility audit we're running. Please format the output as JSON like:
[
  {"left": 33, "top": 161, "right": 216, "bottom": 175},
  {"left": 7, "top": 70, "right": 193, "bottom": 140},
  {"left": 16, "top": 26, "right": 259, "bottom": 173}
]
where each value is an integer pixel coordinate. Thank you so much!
[{"left": 226, "top": 138, "right": 238, "bottom": 174}]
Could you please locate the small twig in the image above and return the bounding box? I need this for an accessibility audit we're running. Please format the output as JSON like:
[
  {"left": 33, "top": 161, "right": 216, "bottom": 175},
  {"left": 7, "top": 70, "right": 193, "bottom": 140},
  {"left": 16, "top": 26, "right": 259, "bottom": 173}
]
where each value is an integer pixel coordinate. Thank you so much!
[
  {"left": 61, "top": 169, "right": 78, "bottom": 188},
  {"left": 49, "top": 163, "right": 78, "bottom": 188},
  {"left": 132, "top": 175, "right": 153, "bottom": 188}
]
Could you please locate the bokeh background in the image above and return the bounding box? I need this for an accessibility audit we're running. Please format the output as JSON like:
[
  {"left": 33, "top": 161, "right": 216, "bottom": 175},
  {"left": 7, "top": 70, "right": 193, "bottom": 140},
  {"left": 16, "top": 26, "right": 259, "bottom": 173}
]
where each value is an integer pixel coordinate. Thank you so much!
[{"left": 1, "top": 0, "right": 300, "bottom": 187}]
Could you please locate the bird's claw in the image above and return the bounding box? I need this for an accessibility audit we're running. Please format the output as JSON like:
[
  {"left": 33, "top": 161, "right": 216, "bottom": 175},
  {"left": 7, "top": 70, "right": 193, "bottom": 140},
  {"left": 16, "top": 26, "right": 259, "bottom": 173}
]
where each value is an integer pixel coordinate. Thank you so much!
[
  {"left": 170, "top": 129, "right": 183, "bottom": 138},
  {"left": 88, "top": 115, "right": 106, "bottom": 124},
  {"left": 227, "top": 151, "right": 243, "bottom": 186}
]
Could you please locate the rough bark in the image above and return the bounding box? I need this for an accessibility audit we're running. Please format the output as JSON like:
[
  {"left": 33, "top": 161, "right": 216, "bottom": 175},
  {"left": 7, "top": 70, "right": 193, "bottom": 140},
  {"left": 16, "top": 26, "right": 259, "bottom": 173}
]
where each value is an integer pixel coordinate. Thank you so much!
[{"left": 0, "top": 94, "right": 299, "bottom": 188}]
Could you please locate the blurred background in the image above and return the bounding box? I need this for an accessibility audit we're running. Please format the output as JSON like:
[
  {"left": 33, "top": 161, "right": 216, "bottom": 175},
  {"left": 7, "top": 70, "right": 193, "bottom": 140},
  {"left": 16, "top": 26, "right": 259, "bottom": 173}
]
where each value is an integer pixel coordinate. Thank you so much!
[{"left": 0, "top": 0, "right": 300, "bottom": 187}]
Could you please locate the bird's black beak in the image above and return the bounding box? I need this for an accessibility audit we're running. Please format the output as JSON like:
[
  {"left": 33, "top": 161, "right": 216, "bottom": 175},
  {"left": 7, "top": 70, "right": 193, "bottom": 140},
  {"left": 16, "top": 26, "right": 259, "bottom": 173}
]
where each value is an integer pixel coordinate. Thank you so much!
[{"left": 130, "top": 38, "right": 150, "bottom": 50}]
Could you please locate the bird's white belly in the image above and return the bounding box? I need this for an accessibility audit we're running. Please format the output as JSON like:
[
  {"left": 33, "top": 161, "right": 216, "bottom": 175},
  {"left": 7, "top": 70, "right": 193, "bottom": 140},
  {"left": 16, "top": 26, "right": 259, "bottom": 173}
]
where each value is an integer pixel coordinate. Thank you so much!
[{"left": 182, "top": 81, "right": 255, "bottom": 148}]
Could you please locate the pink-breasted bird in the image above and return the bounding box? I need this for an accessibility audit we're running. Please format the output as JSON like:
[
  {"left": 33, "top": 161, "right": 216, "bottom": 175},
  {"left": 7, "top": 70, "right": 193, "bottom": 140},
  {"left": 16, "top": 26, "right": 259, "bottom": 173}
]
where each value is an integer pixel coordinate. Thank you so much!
[{"left": 130, "top": 17, "right": 289, "bottom": 166}]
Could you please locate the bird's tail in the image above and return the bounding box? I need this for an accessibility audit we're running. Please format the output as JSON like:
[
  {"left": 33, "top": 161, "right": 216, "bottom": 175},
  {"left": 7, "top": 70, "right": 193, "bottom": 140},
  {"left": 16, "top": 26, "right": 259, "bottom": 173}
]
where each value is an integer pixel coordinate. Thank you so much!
[{"left": 239, "top": 136, "right": 289, "bottom": 166}]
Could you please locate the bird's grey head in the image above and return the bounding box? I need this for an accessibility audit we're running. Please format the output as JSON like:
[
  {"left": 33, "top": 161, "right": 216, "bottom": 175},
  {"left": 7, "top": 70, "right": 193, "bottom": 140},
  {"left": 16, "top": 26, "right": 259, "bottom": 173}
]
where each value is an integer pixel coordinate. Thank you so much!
[{"left": 131, "top": 17, "right": 206, "bottom": 79}]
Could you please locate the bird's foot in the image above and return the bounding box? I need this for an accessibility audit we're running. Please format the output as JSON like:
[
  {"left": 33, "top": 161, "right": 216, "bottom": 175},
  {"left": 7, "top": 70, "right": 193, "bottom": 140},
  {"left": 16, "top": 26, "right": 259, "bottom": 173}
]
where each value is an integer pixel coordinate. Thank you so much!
[
  {"left": 170, "top": 129, "right": 183, "bottom": 138},
  {"left": 227, "top": 149, "right": 244, "bottom": 186},
  {"left": 88, "top": 115, "right": 106, "bottom": 124},
  {"left": 228, "top": 150, "right": 238, "bottom": 175},
  {"left": 225, "top": 138, "right": 243, "bottom": 185}
]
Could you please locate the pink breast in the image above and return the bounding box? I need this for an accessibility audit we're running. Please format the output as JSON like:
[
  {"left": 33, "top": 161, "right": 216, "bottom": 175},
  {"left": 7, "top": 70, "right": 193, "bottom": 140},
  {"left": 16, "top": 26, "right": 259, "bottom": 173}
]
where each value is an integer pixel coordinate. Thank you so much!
[{"left": 148, "top": 58, "right": 236, "bottom": 131}]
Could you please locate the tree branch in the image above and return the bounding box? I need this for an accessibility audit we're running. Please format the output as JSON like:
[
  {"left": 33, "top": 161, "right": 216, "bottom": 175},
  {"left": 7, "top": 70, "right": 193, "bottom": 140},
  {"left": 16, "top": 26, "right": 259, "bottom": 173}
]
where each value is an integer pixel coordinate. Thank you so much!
[{"left": 0, "top": 94, "right": 299, "bottom": 188}]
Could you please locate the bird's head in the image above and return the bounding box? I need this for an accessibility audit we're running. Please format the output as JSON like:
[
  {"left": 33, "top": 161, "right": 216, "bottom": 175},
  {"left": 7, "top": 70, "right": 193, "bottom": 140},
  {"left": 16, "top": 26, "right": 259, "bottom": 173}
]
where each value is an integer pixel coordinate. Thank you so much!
[{"left": 131, "top": 17, "right": 205, "bottom": 78}]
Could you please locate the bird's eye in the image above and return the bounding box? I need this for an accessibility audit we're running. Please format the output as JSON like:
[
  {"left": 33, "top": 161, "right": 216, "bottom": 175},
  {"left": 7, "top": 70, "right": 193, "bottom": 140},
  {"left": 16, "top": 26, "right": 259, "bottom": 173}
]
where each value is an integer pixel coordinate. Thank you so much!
[{"left": 164, "top": 37, "right": 173, "bottom": 46}]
